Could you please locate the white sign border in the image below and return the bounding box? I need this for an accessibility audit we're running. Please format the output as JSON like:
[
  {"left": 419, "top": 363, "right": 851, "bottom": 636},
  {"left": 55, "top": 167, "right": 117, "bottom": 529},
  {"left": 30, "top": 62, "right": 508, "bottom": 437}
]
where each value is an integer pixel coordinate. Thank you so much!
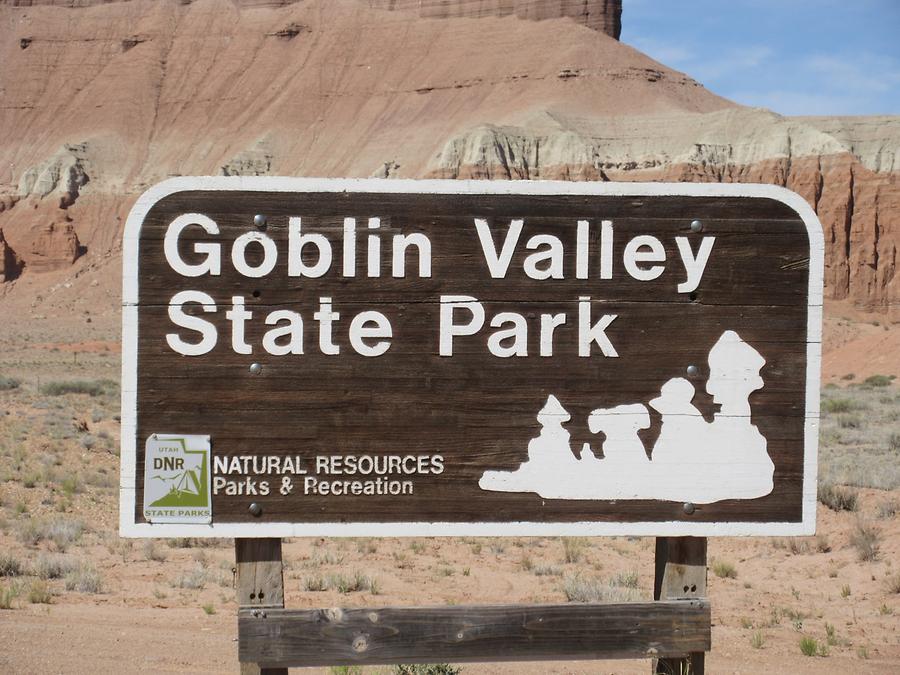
[{"left": 120, "top": 177, "right": 822, "bottom": 538}]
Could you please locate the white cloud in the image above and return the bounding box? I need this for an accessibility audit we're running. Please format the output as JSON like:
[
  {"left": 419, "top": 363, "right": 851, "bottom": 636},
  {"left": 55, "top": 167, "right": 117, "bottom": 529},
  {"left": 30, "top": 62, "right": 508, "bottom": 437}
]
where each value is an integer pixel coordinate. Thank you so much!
[{"left": 804, "top": 53, "right": 900, "bottom": 94}]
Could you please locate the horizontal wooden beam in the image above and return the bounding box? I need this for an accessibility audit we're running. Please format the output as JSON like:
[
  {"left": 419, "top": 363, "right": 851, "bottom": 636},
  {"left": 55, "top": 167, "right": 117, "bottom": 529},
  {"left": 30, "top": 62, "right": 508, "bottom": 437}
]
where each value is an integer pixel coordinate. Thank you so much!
[{"left": 239, "top": 600, "right": 710, "bottom": 667}]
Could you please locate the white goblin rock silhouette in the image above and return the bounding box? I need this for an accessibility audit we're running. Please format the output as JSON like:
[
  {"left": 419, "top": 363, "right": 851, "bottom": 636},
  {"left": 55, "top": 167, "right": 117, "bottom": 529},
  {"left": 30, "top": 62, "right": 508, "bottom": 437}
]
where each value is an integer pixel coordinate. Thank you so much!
[{"left": 479, "top": 330, "right": 774, "bottom": 503}]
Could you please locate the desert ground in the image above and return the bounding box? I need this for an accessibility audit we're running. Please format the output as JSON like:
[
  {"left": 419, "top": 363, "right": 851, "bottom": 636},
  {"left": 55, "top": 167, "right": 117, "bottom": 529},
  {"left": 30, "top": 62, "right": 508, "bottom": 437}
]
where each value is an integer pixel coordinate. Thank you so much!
[{"left": 0, "top": 261, "right": 898, "bottom": 674}]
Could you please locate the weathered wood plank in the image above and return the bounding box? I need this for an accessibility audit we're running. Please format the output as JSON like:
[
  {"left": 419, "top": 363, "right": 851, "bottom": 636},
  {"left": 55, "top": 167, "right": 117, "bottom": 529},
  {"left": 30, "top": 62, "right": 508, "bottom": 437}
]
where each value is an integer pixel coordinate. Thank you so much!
[
  {"left": 238, "top": 600, "right": 710, "bottom": 667},
  {"left": 654, "top": 537, "right": 708, "bottom": 675},
  {"left": 235, "top": 538, "right": 287, "bottom": 675}
]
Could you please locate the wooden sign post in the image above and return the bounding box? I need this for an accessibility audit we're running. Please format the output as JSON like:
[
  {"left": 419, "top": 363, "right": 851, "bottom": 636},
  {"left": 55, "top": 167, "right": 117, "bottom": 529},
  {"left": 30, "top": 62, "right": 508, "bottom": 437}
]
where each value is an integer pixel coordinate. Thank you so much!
[{"left": 120, "top": 178, "right": 822, "bottom": 672}]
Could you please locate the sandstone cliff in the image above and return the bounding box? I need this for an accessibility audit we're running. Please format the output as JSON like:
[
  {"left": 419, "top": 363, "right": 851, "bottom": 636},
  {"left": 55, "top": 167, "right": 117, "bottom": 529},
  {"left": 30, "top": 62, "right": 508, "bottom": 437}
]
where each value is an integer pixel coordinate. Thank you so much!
[
  {"left": 426, "top": 110, "right": 900, "bottom": 314},
  {"left": 0, "top": 0, "right": 897, "bottom": 317}
]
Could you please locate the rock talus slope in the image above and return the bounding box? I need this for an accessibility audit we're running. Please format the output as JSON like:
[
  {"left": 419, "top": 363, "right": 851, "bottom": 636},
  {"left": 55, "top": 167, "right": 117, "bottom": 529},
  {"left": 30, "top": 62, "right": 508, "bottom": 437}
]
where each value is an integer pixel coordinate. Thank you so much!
[{"left": 0, "top": 0, "right": 897, "bottom": 317}]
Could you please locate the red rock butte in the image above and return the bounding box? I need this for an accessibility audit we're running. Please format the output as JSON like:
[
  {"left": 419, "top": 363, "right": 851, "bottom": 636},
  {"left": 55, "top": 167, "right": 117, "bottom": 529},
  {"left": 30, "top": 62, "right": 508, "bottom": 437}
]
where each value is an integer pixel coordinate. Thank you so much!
[{"left": 0, "top": 0, "right": 898, "bottom": 318}]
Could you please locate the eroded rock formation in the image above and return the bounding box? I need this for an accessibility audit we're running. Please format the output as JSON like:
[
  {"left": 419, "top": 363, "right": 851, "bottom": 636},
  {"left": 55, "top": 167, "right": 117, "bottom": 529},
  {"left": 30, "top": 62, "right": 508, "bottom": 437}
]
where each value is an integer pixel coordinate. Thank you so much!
[
  {"left": 0, "top": 228, "right": 23, "bottom": 282},
  {"left": 425, "top": 111, "right": 900, "bottom": 315},
  {"left": 27, "top": 220, "right": 83, "bottom": 272}
]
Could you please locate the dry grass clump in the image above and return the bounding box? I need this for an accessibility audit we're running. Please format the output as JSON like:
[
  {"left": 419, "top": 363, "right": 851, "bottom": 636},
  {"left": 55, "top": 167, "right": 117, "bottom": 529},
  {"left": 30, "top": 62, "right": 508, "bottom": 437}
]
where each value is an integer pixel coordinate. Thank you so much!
[
  {"left": 394, "top": 665, "right": 461, "bottom": 675},
  {"left": 561, "top": 537, "right": 587, "bottom": 563},
  {"left": 532, "top": 562, "right": 563, "bottom": 577},
  {"left": 329, "top": 571, "right": 379, "bottom": 594},
  {"left": 0, "top": 582, "right": 20, "bottom": 609},
  {"left": 0, "top": 553, "right": 23, "bottom": 577},
  {"left": 563, "top": 572, "right": 643, "bottom": 603},
  {"left": 142, "top": 540, "right": 167, "bottom": 562},
  {"left": 799, "top": 635, "right": 828, "bottom": 657},
  {"left": 39, "top": 379, "right": 118, "bottom": 397},
  {"left": 817, "top": 483, "right": 858, "bottom": 512},
  {"left": 889, "top": 432, "right": 900, "bottom": 452},
  {"left": 862, "top": 374, "right": 894, "bottom": 388},
  {"left": 165, "top": 537, "right": 228, "bottom": 549},
  {"left": 712, "top": 560, "right": 737, "bottom": 579},
  {"left": 885, "top": 573, "right": 900, "bottom": 595},
  {"left": 876, "top": 499, "right": 898, "bottom": 519},
  {"left": 27, "top": 580, "right": 53, "bottom": 604},
  {"left": 64, "top": 563, "right": 103, "bottom": 593},
  {"left": 302, "top": 571, "right": 379, "bottom": 594},
  {"left": 173, "top": 563, "right": 207, "bottom": 590},
  {"left": 849, "top": 519, "right": 881, "bottom": 562},
  {"left": 0, "top": 375, "right": 21, "bottom": 391},
  {"left": 17, "top": 517, "right": 85, "bottom": 551},
  {"left": 32, "top": 553, "right": 78, "bottom": 580}
]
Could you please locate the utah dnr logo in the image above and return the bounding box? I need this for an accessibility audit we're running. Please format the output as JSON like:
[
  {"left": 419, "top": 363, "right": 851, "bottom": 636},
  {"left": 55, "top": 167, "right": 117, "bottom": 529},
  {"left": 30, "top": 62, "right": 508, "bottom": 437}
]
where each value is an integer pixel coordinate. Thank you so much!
[{"left": 142, "top": 434, "right": 212, "bottom": 524}]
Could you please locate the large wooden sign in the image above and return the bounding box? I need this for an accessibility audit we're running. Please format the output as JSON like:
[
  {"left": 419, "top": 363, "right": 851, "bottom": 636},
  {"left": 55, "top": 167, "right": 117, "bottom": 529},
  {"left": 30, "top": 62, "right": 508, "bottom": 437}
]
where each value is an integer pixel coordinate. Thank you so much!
[{"left": 120, "top": 178, "right": 822, "bottom": 537}]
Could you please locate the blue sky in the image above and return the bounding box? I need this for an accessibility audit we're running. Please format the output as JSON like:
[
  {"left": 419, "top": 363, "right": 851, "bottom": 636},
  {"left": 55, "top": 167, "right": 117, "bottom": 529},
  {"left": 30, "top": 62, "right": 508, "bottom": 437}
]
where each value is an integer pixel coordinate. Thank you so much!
[{"left": 622, "top": 0, "right": 900, "bottom": 116}]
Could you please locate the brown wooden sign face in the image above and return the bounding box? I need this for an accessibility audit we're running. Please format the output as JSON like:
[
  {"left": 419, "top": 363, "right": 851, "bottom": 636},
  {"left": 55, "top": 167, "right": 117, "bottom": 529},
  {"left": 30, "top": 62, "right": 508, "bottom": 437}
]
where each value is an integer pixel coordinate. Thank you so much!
[{"left": 120, "top": 178, "right": 822, "bottom": 537}]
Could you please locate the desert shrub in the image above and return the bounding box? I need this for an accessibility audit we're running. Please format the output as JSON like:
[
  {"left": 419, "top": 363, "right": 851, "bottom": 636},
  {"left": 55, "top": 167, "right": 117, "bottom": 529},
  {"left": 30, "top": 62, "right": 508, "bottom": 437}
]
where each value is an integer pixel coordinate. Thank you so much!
[
  {"left": 39, "top": 379, "right": 117, "bottom": 397},
  {"left": 799, "top": 636, "right": 819, "bottom": 657},
  {"left": 32, "top": 553, "right": 77, "bottom": 580},
  {"left": 143, "top": 540, "right": 167, "bottom": 562},
  {"left": 173, "top": 563, "right": 207, "bottom": 590},
  {"left": 27, "top": 580, "right": 52, "bottom": 604},
  {"left": 877, "top": 499, "right": 898, "bottom": 519},
  {"left": 532, "top": 562, "right": 563, "bottom": 577},
  {"left": 309, "top": 551, "right": 344, "bottom": 567},
  {"left": 850, "top": 519, "right": 880, "bottom": 562},
  {"left": 837, "top": 414, "right": 862, "bottom": 429},
  {"left": 0, "top": 582, "right": 20, "bottom": 609},
  {"left": 561, "top": 537, "right": 587, "bottom": 563},
  {"left": 885, "top": 574, "right": 900, "bottom": 595},
  {"left": 817, "top": 483, "right": 858, "bottom": 512},
  {"left": 60, "top": 476, "right": 80, "bottom": 496},
  {"left": 825, "top": 622, "right": 843, "bottom": 647},
  {"left": 45, "top": 517, "right": 84, "bottom": 551},
  {"left": 889, "top": 433, "right": 900, "bottom": 452},
  {"left": 611, "top": 570, "right": 639, "bottom": 588},
  {"left": 786, "top": 538, "right": 810, "bottom": 555},
  {"left": 862, "top": 374, "right": 893, "bottom": 387},
  {"left": 64, "top": 564, "right": 103, "bottom": 593},
  {"left": 328, "top": 571, "right": 377, "bottom": 594},
  {"left": 751, "top": 631, "right": 765, "bottom": 649},
  {"left": 303, "top": 575, "right": 328, "bottom": 592},
  {"left": 0, "top": 376, "right": 21, "bottom": 391},
  {"left": 563, "top": 573, "right": 643, "bottom": 603},
  {"left": 394, "top": 666, "right": 461, "bottom": 675},
  {"left": 165, "top": 537, "right": 227, "bottom": 549},
  {"left": 355, "top": 538, "right": 377, "bottom": 555},
  {"left": 17, "top": 517, "right": 84, "bottom": 550},
  {"left": 712, "top": 560, "right": 737, "bottom": 579},
  {"left": 0, "top": 554, "right": 22, "bottom": 577},
  {"left": 821, "top": 397, "right": 855, "bottom": 414}
]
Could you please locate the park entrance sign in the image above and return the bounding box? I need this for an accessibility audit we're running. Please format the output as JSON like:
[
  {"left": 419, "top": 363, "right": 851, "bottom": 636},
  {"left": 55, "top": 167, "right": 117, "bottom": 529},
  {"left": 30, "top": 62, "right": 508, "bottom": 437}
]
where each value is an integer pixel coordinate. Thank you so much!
[{"left": 120, "top": 178, "right": 822, "bottom": 538}]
